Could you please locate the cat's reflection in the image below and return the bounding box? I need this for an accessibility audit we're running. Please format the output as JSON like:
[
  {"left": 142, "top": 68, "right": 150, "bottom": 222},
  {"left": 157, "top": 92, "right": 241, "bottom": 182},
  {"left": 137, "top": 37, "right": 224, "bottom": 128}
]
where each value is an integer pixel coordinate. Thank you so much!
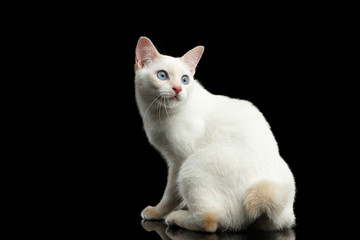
[{"left": 141, "top": 220, "right": 295, "bottom": 240}]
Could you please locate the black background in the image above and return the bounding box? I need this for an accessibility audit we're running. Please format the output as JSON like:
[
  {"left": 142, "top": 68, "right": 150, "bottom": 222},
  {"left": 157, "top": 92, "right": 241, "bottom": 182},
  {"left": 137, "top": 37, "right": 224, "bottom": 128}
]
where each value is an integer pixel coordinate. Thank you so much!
[{"left": 22, "top": 4, "right": 354, "bottom": 238}]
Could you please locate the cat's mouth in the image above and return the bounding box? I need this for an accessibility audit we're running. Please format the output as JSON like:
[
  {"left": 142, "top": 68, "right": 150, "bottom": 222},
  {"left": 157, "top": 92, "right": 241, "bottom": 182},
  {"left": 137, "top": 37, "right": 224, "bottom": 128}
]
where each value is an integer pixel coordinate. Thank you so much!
[
  {"left": 155, "top": 91, "right": 184, "bottom": 109},
  {"left": 157, "top": 94, "right": 182, "bottom": 108},
  {"left": 169, "top": 96, "right": 179, "bottom": 101},
  {"left": 160, "top": 93, "right": 180, "bottom": 102}
]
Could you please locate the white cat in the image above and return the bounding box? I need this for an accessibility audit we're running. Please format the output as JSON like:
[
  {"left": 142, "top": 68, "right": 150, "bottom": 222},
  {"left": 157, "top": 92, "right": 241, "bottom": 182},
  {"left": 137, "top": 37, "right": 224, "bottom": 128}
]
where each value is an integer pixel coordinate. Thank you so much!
[{"left": 135, "top": 37, "right": 295, "bottom": 232}]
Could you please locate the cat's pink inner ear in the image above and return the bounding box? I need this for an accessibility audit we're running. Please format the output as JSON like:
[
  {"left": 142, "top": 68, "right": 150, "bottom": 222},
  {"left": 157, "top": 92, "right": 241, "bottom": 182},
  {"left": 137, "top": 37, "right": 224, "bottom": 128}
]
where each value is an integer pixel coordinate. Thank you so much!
[
  {"left": 135, "top": 37, "right": 160, "bottom": 68},
  {"left": 181, "top": 46, "right": 204, "bottom": 75}
]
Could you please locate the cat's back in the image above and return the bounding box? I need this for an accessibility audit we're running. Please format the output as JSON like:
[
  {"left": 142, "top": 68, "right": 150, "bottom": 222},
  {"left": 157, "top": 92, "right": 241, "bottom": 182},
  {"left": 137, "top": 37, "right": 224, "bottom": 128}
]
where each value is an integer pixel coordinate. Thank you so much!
[
  {"left": 202, "top": 93, "right": 270, "bottom": 133},
  {"left": 188, "top": 82, "right": 274, "bottom": 144},
  {"left": 198, "top": 91, "right": 281, "bottom": 162},
  {"left": 190, "top": 81, "right": 261, "bottom": 119}
]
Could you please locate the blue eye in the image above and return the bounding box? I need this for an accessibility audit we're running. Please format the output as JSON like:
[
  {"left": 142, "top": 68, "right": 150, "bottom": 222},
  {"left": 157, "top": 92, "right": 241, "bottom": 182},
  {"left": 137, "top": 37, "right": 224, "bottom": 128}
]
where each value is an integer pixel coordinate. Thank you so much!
[
  {"left": 157, "top": 71, "right": 168, "bottom": 80},
  {"left": 181, "top": 75, "right": 189, "bottom": 85}
]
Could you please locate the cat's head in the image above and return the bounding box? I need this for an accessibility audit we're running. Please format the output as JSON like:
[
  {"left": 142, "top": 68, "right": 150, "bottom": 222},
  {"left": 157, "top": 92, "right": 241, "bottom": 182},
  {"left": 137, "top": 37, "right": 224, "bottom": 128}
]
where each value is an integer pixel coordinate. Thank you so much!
[{"left": 134, "top": 37, "right": 204, "bottom": 110}]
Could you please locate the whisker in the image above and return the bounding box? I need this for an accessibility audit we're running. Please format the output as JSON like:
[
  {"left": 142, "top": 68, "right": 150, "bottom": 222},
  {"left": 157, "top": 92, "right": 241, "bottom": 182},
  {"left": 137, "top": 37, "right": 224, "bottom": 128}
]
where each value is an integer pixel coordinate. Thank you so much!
[
  {"left": 143, "top": 95, "right": 161, "bottom": 121},
  {"left": 163, "top": 97, "right": 170, "bottom": 121},
  {"left": 158, "top": 96, "right": 162, "bottom": 126}
]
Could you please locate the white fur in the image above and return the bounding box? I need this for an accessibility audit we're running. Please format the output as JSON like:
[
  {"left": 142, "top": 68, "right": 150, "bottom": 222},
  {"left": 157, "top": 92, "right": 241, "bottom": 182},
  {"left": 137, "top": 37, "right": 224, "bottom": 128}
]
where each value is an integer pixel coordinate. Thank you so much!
[{"left": 135, "top": 37, "right": 295, "bottom": 232}]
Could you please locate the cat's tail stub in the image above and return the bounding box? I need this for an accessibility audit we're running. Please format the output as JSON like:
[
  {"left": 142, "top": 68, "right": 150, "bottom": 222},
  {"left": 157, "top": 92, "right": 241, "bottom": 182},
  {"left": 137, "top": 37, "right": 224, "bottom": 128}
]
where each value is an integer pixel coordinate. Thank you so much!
[{"left": 244, "top": 180, "right": 291, "bottom": 222}]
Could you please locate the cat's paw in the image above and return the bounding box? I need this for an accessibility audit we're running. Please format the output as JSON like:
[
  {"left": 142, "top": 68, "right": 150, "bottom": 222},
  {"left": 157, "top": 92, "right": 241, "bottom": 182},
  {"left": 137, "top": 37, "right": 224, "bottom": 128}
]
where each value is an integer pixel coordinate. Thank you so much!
[
  {"left": 164, "top": 211, "right": 181, "bottom": 227},
  {"left": 141, "top": 206, "right": 164, "bottom": 220}
]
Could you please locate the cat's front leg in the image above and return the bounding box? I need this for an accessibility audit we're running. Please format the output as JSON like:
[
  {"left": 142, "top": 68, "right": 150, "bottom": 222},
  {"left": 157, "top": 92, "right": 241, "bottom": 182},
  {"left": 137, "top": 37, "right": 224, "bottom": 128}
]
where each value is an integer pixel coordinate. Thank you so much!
[{"left": 141, "top": 166, "right": 181, "bottom": 220}]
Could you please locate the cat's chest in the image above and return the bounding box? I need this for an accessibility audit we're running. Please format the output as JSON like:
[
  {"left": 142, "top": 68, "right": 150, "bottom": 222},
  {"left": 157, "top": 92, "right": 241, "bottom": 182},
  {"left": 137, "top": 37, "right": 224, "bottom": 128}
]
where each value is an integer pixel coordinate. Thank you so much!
[{"left": 144, "top": 115, "right": 205, "bottom": 161}]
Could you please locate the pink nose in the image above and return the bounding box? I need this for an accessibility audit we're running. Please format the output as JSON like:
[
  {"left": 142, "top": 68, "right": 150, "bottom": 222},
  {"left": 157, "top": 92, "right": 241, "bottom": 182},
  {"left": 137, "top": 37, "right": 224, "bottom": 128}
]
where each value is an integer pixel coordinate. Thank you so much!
[{"left": 172, "top": 86, "right": 182, "bottom": 94}]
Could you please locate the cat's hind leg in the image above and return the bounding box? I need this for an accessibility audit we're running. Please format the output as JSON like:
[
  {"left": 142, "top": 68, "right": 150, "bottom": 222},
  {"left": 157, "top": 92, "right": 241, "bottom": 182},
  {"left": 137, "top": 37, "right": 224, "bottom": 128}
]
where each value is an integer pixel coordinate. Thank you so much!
[
  {"left": 164, "top": 149, "right": 234, "bottom": 232},
  {"left": 165, "top": 209, "right": 218, "bottom": 232}
]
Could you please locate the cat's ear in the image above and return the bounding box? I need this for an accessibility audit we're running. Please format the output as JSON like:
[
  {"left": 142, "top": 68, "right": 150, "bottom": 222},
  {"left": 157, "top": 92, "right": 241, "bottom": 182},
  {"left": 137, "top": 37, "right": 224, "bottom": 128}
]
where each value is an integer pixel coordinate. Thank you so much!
[
  {"left": 181, "top": 46, "right": 204, "bottom": 75},
  {"left": 135, "top": 37, "right": 160, "bottom": 69}
]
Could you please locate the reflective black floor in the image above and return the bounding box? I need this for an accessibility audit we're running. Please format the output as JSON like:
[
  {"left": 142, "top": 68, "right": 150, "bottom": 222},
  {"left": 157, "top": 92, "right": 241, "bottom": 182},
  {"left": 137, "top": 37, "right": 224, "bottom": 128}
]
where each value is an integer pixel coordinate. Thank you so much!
[{"left": 141, "top": 220, "right": 295, "bottom": 240}]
